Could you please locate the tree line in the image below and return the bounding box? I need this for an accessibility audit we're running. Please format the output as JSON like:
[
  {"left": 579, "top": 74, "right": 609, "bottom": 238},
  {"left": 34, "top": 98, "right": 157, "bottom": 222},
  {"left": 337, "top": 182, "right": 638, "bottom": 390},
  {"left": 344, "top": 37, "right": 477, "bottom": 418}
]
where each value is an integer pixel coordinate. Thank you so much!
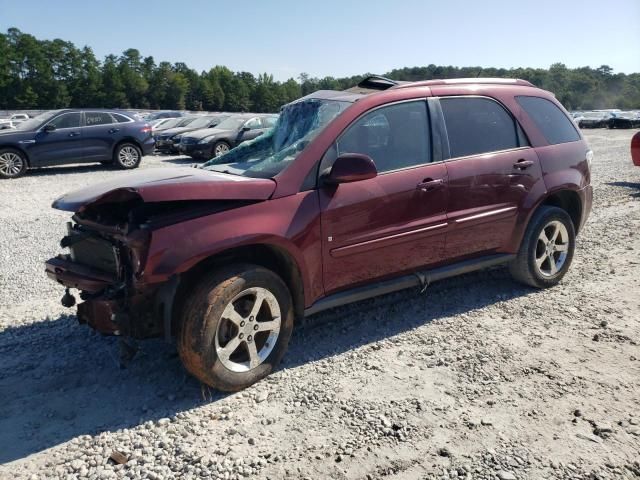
[{"left": 1, "top": 27, "right": 639, "bottom": 112}]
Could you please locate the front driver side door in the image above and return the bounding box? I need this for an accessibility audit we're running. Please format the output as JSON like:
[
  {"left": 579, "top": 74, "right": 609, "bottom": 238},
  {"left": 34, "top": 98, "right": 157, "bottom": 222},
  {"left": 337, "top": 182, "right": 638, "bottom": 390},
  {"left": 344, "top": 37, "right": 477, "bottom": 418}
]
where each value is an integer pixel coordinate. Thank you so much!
[
  {"left": 234, "top": 117, "right": 264, "bottom": 146},
  {"left": 31, "top": 112, "right": 84, "bottom": 166},
  {"left": 319, "top": 100, "right": 449, "bottom": 295}
]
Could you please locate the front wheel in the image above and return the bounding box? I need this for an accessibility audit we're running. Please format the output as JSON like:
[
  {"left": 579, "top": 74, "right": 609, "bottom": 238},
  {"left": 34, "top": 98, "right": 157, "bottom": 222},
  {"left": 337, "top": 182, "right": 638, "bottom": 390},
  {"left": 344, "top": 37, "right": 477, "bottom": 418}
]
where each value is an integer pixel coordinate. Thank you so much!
[
  {"left": 509, "top": 206, "right": 576, "bottom": 288},
  {"left": 114, "top": 143, "right": 142, "bottom": 169},
  {"left": 0, "top": 148, "right": 28, "bottom": 179},
  {"left": 212, "top": 141, "right": 231, "bottom": 158},
  {"left": 178, "top": 264, "right": 294, "bottom": 391}
]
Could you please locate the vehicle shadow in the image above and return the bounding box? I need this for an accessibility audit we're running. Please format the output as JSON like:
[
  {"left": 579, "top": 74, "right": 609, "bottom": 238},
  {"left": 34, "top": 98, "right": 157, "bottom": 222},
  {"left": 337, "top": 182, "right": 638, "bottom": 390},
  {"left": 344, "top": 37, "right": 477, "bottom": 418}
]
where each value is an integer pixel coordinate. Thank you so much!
[
  {"left": 26, "top": 164, "right": 109, "bottom": 177},
  {"left": 0, "top": 266, "right": 531, "bottom": 464},
  {"left": 608, "top": 181, "right": 640, "bottom": 198}
]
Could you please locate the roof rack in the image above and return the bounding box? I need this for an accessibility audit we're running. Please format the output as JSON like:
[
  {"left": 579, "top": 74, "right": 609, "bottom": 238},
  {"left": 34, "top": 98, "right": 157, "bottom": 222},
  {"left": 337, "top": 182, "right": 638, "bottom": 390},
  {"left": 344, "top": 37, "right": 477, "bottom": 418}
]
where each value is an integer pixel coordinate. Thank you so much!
[{"left": 393, "top": 78, "right": 535, "bottom": 89}]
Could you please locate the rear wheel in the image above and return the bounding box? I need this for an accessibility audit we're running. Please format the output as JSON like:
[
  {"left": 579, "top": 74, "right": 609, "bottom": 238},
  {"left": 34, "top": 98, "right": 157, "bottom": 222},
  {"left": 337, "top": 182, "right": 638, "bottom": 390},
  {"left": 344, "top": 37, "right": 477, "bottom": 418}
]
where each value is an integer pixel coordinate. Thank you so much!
[
  {"left": 114, "top": 143, "right": 142, "bottom": 169},
  {"left": 178, "top": 264, "right": 294, "bottom": 391},
  {"left": 0, "top": 148, "right": 27, "bottom": 179},
  {"left": 509, "top": 206, "right": 576, "bottom": 288}
]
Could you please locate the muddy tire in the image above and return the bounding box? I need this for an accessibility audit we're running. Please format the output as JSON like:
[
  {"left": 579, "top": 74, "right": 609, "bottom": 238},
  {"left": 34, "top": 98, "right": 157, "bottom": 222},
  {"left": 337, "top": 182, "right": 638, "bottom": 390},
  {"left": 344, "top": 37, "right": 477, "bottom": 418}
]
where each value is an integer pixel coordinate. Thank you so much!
[
  {"left": 509, "top": 206, "right": 576, "bottom": 288},
  {"left": 178, "top": 264, "right": 294, "bottom": 391}
]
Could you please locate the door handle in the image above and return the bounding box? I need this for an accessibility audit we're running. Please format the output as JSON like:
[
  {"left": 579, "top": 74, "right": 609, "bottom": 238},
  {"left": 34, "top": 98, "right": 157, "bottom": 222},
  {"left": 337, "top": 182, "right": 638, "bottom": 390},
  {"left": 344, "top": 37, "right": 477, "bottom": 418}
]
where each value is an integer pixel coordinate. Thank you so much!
[
  {"left": 513, "top": 159, "right": 534, "bottom": 170},
  {"left": 417, "top": 178, "right": 444, "bottom": 192},
  {"left": 68, "top": 132, "right": 80, "bottom": 137},
  {"left": 108, "top": 128, "right": 120, "bottom": 134}
]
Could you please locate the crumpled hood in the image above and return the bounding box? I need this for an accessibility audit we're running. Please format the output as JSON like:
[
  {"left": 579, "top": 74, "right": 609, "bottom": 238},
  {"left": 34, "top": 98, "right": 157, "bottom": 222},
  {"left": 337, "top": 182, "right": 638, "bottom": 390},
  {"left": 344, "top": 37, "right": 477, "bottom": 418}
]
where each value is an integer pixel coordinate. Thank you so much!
[{"left": 52, "top": 166, "right": 277, "bottom": 212}]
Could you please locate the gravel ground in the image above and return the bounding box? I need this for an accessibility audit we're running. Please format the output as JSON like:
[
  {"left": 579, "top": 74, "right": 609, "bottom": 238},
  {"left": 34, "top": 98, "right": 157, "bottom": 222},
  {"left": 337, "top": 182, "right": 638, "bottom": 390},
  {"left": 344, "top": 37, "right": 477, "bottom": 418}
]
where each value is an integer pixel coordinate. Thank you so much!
[{"left": 0, "top": 130, "right": 639, "bottom": 480}]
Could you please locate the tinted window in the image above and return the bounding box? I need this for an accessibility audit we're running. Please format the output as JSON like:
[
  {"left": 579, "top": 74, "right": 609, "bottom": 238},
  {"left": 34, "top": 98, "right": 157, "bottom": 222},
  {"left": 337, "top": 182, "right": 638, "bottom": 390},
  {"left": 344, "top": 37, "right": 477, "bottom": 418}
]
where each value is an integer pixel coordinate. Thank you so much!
[
  {"left": 516, "top": 96, "right": 580, "bottom": 145},
  {"left": 440, "top": 97, "right": 519, "bottom": 158},
  {"left": 85, "top": 112, "right": 114, "bottom": 126},
  {"left": 48, "top": 112, "right": 81, "bottom": 129},
  {"left": 113, "top": 113, "right": 132, "bottom": 123},
  {"left": 337, "top": 101, "right": 431, "bottom": 173}
]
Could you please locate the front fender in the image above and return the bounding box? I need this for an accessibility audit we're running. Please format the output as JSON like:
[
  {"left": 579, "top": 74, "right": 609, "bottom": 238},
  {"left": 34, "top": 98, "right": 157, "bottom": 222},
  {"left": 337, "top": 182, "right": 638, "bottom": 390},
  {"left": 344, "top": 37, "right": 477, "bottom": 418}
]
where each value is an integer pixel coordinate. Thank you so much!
[{"left": 142, "top": 191, "right": 323, "bottom": 306}]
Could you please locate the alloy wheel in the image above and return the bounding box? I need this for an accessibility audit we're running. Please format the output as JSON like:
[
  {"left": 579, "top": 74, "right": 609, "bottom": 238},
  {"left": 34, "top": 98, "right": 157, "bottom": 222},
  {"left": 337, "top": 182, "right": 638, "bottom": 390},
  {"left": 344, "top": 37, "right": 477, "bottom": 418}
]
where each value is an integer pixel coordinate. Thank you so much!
[
  {"left": 118, "top": 146, "right": 139, "bottom": 167},
  {"left": 215, "top": 287, "right": 281, "bottom": 373},
  {"left": 535, "top": 220, "right": 569, "bottom": 277},
  {"left": 0, "top": 152, "right": 24, "bottom": 177},
  {"left": 214, "top": 143, "right": 230, "bottom": 157}
]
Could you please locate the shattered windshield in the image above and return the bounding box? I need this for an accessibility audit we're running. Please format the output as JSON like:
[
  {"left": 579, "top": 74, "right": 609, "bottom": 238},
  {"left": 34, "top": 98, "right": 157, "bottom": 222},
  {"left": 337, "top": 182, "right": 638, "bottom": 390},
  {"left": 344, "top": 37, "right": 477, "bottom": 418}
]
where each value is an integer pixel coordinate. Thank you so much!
[{"left": 202, "top": 98, "right": 351, "bottom": 178}]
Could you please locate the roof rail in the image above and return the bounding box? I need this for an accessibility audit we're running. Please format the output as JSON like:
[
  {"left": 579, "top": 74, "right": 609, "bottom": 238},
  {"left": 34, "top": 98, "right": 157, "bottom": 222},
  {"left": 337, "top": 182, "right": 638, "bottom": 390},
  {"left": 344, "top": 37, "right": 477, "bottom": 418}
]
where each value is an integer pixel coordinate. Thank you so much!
[{"left": 393, "top": 78, "right": 535, "bottom": 89}]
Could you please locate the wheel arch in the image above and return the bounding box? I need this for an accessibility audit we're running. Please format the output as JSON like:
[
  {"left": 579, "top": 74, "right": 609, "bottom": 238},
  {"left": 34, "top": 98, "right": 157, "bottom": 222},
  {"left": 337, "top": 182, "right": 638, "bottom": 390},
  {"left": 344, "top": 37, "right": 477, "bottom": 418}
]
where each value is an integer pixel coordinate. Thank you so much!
[
  {"left": 113, "top": 137, "right": 143, "bottom": 154},
  {"left": 539, "top": 189, "right": 582, "bottom": 234},
  {"left": 172, "top": 243, "right": 306, "bottom": 334},
  {"left": 0, "top": 144, "right": 31, "bottom": 167}
]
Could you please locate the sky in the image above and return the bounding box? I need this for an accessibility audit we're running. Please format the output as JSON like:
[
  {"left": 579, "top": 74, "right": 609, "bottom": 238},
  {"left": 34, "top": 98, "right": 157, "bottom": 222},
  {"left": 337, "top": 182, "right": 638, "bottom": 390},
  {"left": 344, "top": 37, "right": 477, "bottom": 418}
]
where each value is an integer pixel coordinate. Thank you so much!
[{"left": 1, "top": 0, "right": 639, "bottom": 80}]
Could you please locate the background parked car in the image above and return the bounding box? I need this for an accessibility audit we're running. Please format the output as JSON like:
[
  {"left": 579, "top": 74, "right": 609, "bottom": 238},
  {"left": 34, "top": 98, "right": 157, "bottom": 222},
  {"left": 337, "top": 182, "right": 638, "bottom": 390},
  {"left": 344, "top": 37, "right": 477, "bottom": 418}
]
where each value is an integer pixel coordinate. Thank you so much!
[
  {"left": 178, "top": 114, "right": 278, "bottom": 159},
  {"left": 578, "top": 111, "right": 613, "bottom": 128},
  {"left": 155, "top": 114, "right": 229, "bottom": 154},
  {"left": 151, "top": 116, "right": 197, "bottom": 134},
  {"left": 144, "top": 111, "right": 185, "bottom": 121},
  {"left": 0, "top": 109, "right": 154, "bottom": 178},
  {"left": 608, "top": 111, "right": 640, "bottom": 129}
]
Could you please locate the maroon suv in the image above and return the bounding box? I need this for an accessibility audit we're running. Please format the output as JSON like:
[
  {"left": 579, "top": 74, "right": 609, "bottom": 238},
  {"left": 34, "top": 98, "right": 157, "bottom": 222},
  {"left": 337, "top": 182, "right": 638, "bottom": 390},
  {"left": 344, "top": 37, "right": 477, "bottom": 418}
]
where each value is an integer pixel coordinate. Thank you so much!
[{"left": 46, "top": 77, "right": 593, "bottom": 391}]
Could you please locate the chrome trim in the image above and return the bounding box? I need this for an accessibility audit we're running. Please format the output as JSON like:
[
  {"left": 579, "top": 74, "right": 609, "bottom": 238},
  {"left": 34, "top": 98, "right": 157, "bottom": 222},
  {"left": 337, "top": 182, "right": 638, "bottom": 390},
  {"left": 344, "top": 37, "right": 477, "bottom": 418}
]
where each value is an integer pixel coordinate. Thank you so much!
[
  {"left": 454, "top": 206, "right": 517, "bottom": 224},
  {"left": 18, "top": 140, "right": 36, "bottom": 144},
  {"left": 332, "top": 222, "right": 447, "bottom": 256}
]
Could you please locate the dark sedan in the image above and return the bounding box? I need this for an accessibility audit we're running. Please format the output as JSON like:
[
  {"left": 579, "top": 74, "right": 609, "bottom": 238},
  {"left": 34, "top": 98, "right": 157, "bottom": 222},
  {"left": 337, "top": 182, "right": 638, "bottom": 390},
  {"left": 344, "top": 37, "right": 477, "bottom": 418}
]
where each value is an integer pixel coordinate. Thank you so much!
[
  {"left": 579, "top": 111, "right": 614, "bottom": 128},
  {"left": 608, "top": 112, "right": 640, "bottom": 129},
  {"left": 0, "top": 109, "right": 154, "bottom": 179},
  {"left": 154, "top": 114, "right": 229, "bottom": 153},
  {"left": 178, "top": 114, "right": 278, "bottom": 160}
]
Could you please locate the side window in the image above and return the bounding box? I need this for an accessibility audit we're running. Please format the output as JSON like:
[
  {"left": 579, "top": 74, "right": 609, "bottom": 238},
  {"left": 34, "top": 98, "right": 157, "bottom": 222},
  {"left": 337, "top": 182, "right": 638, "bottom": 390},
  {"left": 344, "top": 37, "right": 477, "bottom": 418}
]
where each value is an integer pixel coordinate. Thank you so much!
[
  {"left": 440, "top": 97, "right": 519, "bottom": 158},
  {"left": 48, "top": 112, "right": 81, "bottom": 129},
  {"left": 336, "top": 101, "right": 431, "bottom": 173},
  {"left": 113, "top": 113, "right": 133, "bottom": 123},
  {"left": 85, "top": 112, "right": 115, "bottom": 126},
  {"left": 516, "top": 96, "right": 580, "bottom": 145},
  {"left": 244, "top": 118, "right": 261, "bottom": 130}
]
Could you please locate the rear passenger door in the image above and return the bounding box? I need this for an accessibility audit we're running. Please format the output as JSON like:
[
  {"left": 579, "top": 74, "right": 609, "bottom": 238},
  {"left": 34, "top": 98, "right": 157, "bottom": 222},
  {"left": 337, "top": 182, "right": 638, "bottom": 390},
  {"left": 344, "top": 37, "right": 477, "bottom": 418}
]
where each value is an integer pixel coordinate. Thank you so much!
[
  {"left": 82, "top": 111, "right": 123, "bottom": 161},
  {"left": 437, "top": 96, "right": 542, "bottom": 259}
]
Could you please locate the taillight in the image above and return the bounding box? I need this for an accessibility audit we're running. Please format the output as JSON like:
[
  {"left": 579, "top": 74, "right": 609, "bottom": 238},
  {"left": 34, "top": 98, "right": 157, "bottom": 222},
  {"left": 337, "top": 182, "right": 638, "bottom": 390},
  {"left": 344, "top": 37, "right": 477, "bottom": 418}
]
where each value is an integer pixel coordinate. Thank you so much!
[{"left": 141, "top": 124, "right": 151, "bottom": 134}]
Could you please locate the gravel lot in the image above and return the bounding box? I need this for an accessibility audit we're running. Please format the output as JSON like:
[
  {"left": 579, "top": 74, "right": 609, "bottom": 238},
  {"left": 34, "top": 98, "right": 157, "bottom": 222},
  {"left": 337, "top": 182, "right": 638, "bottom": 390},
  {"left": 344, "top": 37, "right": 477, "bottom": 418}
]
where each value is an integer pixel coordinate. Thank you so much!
[{"left": 1, "top": 130, "right": 639, "bottom": 480}]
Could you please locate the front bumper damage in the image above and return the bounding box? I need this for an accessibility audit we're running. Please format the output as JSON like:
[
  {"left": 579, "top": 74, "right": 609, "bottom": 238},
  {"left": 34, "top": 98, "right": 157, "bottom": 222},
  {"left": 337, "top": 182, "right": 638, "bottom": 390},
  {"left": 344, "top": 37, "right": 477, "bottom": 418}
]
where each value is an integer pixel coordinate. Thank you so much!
[{"left": 45, "top": 220, "right": 168, "bottom": 339}]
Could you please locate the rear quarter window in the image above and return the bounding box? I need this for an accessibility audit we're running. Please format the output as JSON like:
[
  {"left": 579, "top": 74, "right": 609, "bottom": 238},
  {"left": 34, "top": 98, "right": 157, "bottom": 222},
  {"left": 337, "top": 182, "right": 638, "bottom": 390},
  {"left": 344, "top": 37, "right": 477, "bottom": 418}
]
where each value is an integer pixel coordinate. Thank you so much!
[{"left": 516, "top": 96, "right": 580, "bottom": 145}]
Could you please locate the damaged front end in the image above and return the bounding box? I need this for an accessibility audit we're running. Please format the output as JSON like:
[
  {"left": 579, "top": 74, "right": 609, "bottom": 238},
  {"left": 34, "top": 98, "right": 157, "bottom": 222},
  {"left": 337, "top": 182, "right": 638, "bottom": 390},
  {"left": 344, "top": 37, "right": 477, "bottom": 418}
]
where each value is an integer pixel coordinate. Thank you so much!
[
  {"left": 46, "top": 190, "right": 173, "bottom": 338},
  {"left": 45, "top": 167, "right": 276, "bottom": 341}
]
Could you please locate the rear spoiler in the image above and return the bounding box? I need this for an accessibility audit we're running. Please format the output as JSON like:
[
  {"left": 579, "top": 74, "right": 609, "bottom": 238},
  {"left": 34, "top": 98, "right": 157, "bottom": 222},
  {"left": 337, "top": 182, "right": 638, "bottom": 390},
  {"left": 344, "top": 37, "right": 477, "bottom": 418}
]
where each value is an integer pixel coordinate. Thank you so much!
[{"left": 344, "top": 75, "right": 409, "bottom": 94}]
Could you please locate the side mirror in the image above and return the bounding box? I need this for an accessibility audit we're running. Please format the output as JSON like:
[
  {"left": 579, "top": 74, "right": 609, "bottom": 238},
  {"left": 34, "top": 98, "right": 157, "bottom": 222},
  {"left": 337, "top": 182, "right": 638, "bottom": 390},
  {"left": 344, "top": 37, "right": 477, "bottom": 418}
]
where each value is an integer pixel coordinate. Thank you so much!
[
  {"left": 322, "top": 153, "right": 377, "bottom": 185},
  {"left": 241, "top": 126, "right": 251, "bottom": 132},
  {"left": 44, "top": 124, "right": 56, "bottom": 132},
  {"left": 632, "top": 131, "right": 640, "bottom": 167}
]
